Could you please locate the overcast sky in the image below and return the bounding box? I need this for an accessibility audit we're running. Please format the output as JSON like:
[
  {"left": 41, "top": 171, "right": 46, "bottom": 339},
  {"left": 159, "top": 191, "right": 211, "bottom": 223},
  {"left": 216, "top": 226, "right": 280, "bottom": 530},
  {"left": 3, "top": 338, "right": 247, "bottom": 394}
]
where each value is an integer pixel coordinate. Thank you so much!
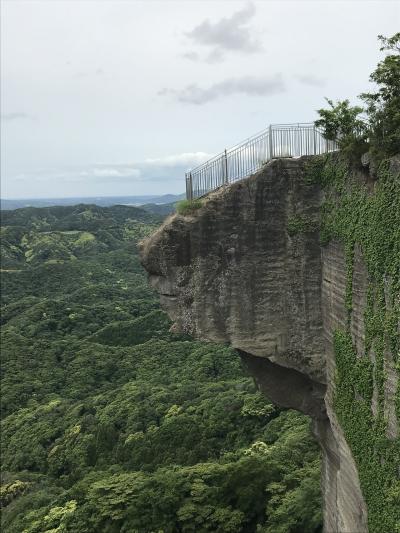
[{"left": 1, "top": 0, "right": 399, "bottom": 199}]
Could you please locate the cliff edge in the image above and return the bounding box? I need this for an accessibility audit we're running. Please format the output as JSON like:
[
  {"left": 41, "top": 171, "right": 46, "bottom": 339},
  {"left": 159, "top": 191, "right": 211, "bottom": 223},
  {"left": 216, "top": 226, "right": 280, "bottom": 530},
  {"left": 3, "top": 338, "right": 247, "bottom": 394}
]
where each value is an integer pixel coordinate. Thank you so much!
[{"left": 140, "top": 155, "right": 399, "bottom": 533}]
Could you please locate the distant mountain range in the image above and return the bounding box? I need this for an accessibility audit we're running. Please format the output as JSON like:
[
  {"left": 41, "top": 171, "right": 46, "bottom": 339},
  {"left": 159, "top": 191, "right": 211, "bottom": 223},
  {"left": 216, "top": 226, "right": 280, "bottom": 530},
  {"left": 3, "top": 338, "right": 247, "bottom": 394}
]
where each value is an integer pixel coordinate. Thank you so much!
[{"left": 0, "top": 193, "right": 185, "bottom": 211}]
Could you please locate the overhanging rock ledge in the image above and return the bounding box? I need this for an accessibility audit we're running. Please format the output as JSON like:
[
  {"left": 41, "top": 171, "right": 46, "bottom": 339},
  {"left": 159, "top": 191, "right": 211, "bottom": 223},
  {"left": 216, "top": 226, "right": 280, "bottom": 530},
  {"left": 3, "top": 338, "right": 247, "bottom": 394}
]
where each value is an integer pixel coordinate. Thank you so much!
[{"left": 139, "top": 157, "right": 368, "bottom": 533}]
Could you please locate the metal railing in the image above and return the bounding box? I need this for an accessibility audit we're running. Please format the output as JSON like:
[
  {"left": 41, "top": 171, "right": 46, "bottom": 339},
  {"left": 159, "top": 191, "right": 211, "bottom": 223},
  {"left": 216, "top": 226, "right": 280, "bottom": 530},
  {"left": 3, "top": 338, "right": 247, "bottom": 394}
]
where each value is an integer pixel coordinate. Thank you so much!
[{"left": 185, "top": 122, "right": 338, "bottom": 199}]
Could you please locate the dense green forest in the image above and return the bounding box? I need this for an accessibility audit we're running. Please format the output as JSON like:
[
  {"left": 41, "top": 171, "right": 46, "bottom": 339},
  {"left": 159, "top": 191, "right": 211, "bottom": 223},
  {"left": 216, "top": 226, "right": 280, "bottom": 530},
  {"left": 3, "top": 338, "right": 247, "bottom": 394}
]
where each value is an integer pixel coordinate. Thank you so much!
[{"left": 1, "top": 204, "right": 321, "bottom": 533}]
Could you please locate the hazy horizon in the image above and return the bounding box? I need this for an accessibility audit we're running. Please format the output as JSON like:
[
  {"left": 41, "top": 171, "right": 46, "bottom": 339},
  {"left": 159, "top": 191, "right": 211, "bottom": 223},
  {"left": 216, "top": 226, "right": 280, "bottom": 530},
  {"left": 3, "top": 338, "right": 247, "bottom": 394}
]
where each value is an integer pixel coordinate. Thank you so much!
[
  {"left": 1, "top": 192, "right": 185, "bottom": 201},
  {"left": 2, "top": 0, "right": 399, "bottom": 199}
]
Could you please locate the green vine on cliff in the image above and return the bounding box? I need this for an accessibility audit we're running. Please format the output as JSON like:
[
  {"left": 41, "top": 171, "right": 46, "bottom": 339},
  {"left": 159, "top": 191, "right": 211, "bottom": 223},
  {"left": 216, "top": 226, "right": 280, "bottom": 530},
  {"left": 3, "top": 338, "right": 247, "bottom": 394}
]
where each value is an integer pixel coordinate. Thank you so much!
[
  {"left": 305, "top": 154, "right": 400, "bottom": 533},
  {"left": 286, "top": 214, "right": 319, "bottom": 236}
]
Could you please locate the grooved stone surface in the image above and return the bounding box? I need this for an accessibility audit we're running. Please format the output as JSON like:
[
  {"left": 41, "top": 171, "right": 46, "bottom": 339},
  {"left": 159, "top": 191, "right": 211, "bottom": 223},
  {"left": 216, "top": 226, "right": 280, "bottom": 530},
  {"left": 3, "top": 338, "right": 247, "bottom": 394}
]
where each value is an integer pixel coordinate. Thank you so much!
[
  {"left": 140, "top": 157, "right": 373, "bottom": 532},
  {"left": 143, "top": 159, "right": 325, "bottom": 383},
  {"left": 321, "top": 243, "right": 368, "bottom": 532}
]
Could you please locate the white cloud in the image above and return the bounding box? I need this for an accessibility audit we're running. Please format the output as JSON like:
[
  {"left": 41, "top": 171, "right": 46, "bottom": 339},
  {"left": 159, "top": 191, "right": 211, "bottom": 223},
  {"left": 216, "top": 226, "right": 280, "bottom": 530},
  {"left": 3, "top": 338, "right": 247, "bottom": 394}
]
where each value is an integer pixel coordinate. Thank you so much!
[
  {"left": 295, "top": 74, "right": 325, "bottom": 87},
  {"left": 90, "top": 167, "right": 141, "bottom": 178},
  {"left": 182, "top": 51, "right": 200, "bottom": 62},
  {"left": 144, "top": 152, "right": 212, "bottom": 167},
  {"left": 9, "top": 153, "right": 214, "bottom": 192},
  {"left": 185, "top": 2, "right": 261, "bottom": 62},
  {"left": 14, "top": 166, "right": 142, "bottom": 185},
  {"left": 160, "top": 75, "right": 285, "bottom": 105}
]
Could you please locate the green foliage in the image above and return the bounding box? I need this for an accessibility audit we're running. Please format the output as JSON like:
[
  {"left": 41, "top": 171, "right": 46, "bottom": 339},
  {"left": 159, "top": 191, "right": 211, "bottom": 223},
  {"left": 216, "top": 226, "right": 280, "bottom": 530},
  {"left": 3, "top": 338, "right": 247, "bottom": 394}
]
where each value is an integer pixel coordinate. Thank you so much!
[
  {"left": 316, "top": 33, "right": 400, "bottom": 161},
  {"left": 4, "top": 412, "right": 319, "bottom": 533},
  {"left": 334, "top": 331, "right": 400, "bottom": 533},
  {"left": 0, "top": 480, "right": 32, "bottom": 508},
  {"left": 88, "top": 310, "right": 173, "bottom": 346},
  {"left": 310, "top": 154, "right": 400, "bottom": 533},
  {"left": 286, "top": 214, "right": 318, "bottom": 236},
  {"left": 0, "top": 204, "right": 322, "bottom": 532},
  {"left": 262, "top": 459, "right": 322, "bottom": 533},
  {"left": 315, "top": 98, "right": 367, "bottom": 159},
  {"left": 176, "top": 199, "right": 203, "bottom": 216},
  {"left": 24, "top": 499, "right": 77, "bottom": 533},
  {"left": 360, "top": 33, "right": 400, "bottom": 158}
]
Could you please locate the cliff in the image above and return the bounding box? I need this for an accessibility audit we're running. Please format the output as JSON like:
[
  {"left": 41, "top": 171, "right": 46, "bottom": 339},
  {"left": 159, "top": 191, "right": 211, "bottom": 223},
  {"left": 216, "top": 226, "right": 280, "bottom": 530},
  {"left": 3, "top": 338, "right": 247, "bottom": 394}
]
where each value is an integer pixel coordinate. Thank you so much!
[{"left": 140, "top": 155, "right": 399, "bottom": 533}]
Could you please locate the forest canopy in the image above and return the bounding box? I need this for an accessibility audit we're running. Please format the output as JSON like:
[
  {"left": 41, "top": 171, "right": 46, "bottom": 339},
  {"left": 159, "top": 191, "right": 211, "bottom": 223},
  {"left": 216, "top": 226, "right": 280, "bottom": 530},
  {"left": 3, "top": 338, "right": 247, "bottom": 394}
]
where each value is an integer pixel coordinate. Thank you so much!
[{"left": 0, "top": 204, "right": 322, "bottom": 533}]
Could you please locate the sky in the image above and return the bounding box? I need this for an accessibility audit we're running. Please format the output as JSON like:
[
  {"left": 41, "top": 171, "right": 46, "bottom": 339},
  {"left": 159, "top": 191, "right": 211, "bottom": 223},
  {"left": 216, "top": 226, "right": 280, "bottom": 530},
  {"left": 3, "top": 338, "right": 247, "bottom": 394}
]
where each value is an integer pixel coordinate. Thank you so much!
[{"left": 1, "top": 0, "right": 399, "bottom": 199}]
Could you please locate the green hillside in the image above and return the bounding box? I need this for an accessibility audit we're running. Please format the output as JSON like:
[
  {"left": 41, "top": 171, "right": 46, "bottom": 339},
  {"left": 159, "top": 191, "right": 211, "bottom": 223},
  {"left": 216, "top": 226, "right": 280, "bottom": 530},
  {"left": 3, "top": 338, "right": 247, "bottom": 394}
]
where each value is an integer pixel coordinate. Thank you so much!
[{"left": 0, "top": 204, "right": 321, "bottom": 533}]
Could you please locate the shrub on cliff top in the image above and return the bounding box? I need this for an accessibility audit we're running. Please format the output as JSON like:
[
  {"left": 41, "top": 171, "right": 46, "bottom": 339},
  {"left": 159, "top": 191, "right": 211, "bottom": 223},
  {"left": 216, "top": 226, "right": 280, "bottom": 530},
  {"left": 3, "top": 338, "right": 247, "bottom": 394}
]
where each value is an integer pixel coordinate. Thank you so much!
[
  {"left": 315, "top": 99, "right": 368, "bottom": 161},
  {"left": 176, "top": 199, "right": 203, "bottom": 216}
]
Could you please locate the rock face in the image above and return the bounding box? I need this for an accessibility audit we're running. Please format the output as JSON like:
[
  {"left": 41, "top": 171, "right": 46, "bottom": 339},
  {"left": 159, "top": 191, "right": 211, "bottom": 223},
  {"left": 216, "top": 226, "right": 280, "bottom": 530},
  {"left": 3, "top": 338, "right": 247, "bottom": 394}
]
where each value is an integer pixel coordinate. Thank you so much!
[{"left": 140, "top": 157, "right": 369, "bottom": 532}]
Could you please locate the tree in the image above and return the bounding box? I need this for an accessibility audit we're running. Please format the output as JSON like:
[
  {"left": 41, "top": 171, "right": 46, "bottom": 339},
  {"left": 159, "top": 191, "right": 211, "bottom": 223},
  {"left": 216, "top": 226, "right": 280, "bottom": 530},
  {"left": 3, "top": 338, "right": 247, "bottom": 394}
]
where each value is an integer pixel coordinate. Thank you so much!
[
  {"left": 315, "top": 99, "right": 367, "bottom": 160},
  {"left": 316, "top": 33, "right": 400, "bottom": 161},
  {"left": 360, "top": 32, "right": 400, "bottom": 157}
]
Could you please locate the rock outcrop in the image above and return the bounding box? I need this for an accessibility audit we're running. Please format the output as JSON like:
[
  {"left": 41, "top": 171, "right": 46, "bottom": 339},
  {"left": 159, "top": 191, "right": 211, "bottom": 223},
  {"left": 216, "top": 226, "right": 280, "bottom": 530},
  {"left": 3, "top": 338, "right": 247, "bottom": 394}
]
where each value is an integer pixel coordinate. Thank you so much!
[{"left": 140, "top": 156, "right": 396, "bottom": 532}]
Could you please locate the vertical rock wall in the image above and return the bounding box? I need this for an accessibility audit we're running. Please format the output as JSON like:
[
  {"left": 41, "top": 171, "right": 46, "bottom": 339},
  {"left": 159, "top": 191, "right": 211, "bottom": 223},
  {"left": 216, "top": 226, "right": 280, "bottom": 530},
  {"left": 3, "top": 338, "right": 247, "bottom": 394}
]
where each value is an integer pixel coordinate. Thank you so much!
[
  {"left": 140, "top": 156, "right": 398, "bottom": 532},
  {"left": 321, "top": 243, "right": 368, "bottom": 531}
]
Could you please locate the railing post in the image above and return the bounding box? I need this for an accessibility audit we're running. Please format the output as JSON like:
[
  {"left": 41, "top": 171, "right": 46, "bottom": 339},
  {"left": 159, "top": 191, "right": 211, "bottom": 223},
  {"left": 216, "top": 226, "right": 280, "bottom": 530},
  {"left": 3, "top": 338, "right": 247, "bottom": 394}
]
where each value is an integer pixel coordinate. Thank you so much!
[
  {"left": 269, "top": 125, "right": 273, "bottom": 159},
  {"left": 224, "top": 149, "right": 228, "bottom": 184},
  {"left": 312, "top": 124, "right": 316, "bottom": 155},
  {"left": 188, "top": 172, "right": 193, "bottom": 200}
]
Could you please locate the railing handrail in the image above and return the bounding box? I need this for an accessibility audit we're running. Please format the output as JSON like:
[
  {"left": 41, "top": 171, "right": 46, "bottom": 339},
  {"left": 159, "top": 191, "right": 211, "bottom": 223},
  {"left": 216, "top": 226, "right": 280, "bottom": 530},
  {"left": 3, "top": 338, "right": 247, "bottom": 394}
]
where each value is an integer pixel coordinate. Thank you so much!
[
  {"left": 185, "top": 122, "right": 337, "bottom": 200},
  {"left": 187, "top": 123, "right": 318, "bottom": 174}
]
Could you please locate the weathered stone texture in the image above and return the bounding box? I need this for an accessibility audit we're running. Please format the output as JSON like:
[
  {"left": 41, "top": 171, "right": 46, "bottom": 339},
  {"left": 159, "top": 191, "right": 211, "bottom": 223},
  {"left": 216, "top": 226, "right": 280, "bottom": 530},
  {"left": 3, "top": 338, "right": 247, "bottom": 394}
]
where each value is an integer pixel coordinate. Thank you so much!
[
  {"left": 143, "top": 159, "right": 325, "bottom": 382},
  {"left": 384, "top": 276, "right": 399, "bottom": 441},
  {"left": 321, "top": 242, "right": 368, "bottom": 532},
  {"left": 140, "top": 157, "right": 376, "bottom": 532}
]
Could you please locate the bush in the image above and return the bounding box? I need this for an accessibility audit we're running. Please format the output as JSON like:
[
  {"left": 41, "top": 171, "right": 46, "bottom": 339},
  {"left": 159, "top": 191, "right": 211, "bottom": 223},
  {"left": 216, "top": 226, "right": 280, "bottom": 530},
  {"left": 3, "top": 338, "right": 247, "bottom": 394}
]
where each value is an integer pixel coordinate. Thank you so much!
[
  {"left": 315, "top": 99, "right": 368, "bottom": 161},
  {"left": 176, "top": 199, "right": 203, "bottom": 216}
]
